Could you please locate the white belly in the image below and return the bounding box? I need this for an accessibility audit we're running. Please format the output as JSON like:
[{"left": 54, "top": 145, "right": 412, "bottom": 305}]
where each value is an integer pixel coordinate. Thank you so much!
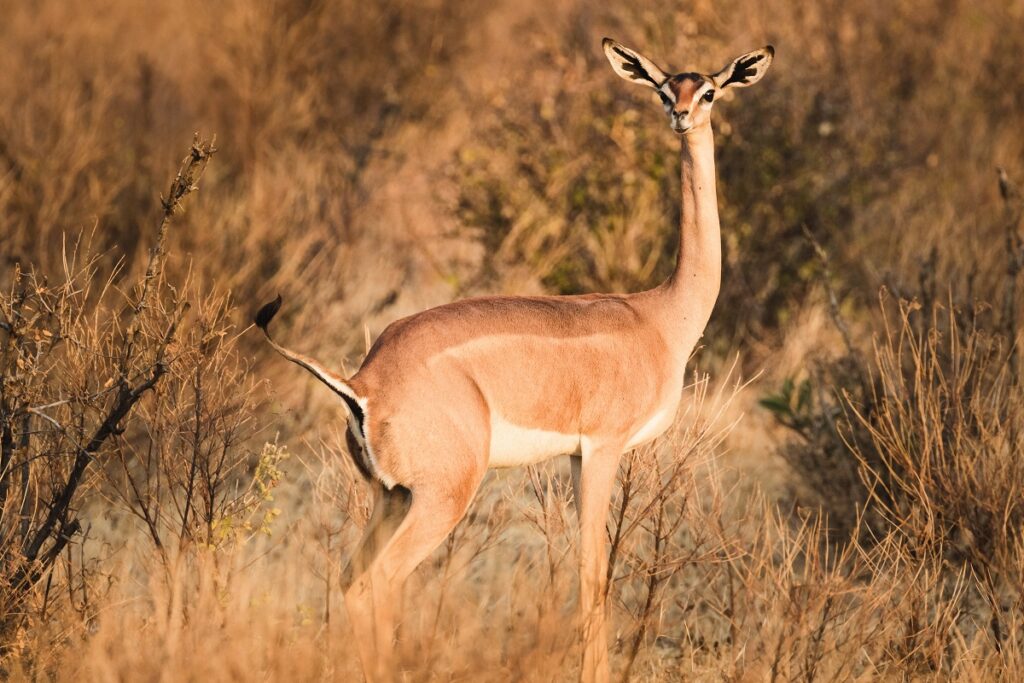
[
  {"left": 488, "top": 413, "right": 580, "bottom": 468},
  {"left": 624, "top": 405, "right": 677, "bottom": 450}
]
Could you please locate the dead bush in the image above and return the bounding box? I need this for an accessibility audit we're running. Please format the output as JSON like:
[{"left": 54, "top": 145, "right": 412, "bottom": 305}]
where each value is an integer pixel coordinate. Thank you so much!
[{"left": 0, "top": 137, "right": 216, "bottom": 644}]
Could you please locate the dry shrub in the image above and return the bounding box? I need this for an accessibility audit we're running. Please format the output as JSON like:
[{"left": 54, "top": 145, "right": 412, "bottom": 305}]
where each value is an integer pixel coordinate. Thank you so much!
[
  {"left": 109, "top": 290, "right": 273, "bottom": 558},
  {"left": 0, "top": 139, "right": 217, "bottom": 639},
  {"left": 0, "top": 137, "right": 292, "bottom": 678},
  {"left": 848, "top": 297, "right": 1024, "bottom": 651},
  {"left": 764, "top": 226, "right": 1024, "bottom": 673}
]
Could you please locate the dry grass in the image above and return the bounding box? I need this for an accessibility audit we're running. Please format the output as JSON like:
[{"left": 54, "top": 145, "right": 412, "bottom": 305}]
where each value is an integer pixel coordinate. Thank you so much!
[{"left": 2, "top": 0, "right": 1024, "bottom": 680}]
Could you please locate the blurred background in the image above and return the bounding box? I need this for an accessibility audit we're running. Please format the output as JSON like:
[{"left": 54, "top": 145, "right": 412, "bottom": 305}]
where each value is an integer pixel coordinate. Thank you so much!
[{"left": 2, "top": 0, "right": 1024, "bottom": 680}]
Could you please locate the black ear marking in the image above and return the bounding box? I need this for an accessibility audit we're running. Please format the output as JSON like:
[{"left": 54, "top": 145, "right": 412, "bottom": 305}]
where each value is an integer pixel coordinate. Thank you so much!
[
  {"left": 722, "top": 52, "right": 769, "bottom": 87},
  {"left": 613, "top": 46, "right": 661, "bottom": 87}
]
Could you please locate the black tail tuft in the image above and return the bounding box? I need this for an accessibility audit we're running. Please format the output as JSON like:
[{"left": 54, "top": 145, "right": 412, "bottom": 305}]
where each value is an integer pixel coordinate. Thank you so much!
[{"left": 255, "top": 294, "right": 283, "bottom": 331}]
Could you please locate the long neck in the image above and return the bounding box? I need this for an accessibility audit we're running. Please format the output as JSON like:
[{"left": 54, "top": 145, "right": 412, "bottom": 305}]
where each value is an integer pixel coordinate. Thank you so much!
[{"left": 664, "top": 123, "right": 722, "bottom": 327}]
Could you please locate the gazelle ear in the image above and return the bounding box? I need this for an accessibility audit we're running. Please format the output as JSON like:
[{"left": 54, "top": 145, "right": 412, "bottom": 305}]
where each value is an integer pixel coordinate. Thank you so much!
[
  {"left": 602, "top": 38, "right": 670, "bottom": 90},
  {"left": 711, "top": 46, "right": 775, "bottom": 90}
]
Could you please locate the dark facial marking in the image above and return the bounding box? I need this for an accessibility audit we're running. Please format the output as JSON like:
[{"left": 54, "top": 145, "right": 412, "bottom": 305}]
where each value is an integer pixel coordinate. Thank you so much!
[
  {"left": 722, "top": 53, "right": 766, "bottom": 87},
  {"left": 672, "top": 72, "right": 704, "bottom": 83},
  {"left": 613, "top": 46, "right": 661, "bottom": 87},
  {"left": 667, "top": 74, "right": 704, "bottom": 110}
]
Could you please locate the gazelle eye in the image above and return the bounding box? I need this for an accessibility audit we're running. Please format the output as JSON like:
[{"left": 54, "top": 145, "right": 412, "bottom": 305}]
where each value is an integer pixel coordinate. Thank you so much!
[
  {"left": 702, "top": 90, "right": 715, "bottom": 103},
  {"left": 658, "top": 92, "right": 672, "bottom": 107}
]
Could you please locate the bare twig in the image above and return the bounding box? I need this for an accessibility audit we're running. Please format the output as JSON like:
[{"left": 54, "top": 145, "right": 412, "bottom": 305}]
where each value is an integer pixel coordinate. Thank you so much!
[
  {"left": 121, "top": 135, "right": 217, "bottom": 374},
  {"left": 997, "top": 167, "right": 1023, "bottom": 376},
  {"left": 801, "top": 224, "right": 858, "bottom": 359}
]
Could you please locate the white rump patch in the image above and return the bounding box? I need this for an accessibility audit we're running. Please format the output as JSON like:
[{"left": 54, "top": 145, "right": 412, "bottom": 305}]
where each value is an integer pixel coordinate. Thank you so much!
[{"left": 488, "top": 413, "right": 580, "bottom": 469}]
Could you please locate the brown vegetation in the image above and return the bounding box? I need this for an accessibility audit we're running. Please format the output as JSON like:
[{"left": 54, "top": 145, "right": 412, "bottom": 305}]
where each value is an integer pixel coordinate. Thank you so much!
[{"left": 1, "top": 0, "right": 1024, "bottom": 680}]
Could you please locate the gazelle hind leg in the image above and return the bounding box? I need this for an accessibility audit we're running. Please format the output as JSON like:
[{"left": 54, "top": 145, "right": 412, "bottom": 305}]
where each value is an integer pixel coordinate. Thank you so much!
[
  {"left": 344, "top": 474, "right": 484, "bottom": 681},
  {"left": 577, "top": 442, "right": 623, "bottom": 683},
  {"left": 342, "top": 482, "right": 412, "bottom": 678},
  {"left": 341, "top": 482, "right": 412, "bottom": 591}
]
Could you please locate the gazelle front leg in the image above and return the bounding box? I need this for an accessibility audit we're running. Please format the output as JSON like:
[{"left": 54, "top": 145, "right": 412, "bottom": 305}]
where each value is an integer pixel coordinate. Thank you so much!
[{"left": 577, "top": 441, "right": 623, "bottom": 683}]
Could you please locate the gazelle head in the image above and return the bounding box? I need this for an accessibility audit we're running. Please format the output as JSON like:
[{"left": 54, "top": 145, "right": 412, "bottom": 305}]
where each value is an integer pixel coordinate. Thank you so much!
[{"left": 603, "top": 38, "right": 774, "bottom": 135}]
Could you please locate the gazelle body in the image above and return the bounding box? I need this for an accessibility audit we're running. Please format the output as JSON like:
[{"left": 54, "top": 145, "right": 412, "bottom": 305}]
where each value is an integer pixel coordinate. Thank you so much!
[
  {"left": 353, "top": 289, "right": 695, "bottom": 478},
  {"left": 256, "top": 37, "right": 773, "bottom": 683}
]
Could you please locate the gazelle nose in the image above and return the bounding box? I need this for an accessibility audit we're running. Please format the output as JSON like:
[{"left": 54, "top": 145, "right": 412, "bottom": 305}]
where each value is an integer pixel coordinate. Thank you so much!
[{"left": 675, "top": 110, "right": 689, "bottom": 118}]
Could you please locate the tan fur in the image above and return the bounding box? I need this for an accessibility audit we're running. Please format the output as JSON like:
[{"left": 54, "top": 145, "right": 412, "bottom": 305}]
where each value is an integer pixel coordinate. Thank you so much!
[{"left": 259, "top": 38, "right": 772, "bottom": 683}]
